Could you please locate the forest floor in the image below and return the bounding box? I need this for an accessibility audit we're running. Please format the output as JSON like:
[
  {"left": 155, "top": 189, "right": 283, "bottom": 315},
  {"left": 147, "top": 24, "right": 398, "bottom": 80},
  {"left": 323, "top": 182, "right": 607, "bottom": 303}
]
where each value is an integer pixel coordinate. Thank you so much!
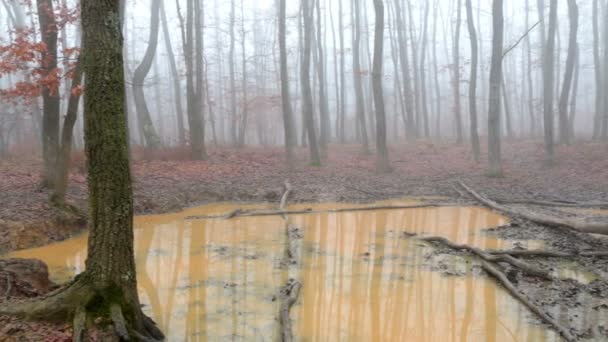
[{"left": 1, "top": 140, "right": 608, "bottom": 340}]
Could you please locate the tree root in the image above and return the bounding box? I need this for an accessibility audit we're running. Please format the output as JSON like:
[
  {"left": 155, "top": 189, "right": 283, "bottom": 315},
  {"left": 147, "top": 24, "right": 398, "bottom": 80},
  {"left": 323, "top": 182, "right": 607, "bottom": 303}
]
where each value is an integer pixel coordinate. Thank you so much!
[
  {"left": 278, "top": 279, "right": 302, "bottom": 342},
  {"left": 459, "top": 180, "right": 608, "bottom": 236},
  {"left": 4, "top": 273, "right": 11, "bottom": 299},
  {"left": 0, "top": 279, "right": 164, "bottom": 341},
  {"left": 72, "top": 306, "right": 86, "bottom": 342},
  {"left": 186, "top": 203, "right": 458, "bottom": 220},
  {"left": 481, "top": 261, "right": 577, "bottom": 342},
  {"left": 419, "top": 236, "right": 553, "bottom": 280}
]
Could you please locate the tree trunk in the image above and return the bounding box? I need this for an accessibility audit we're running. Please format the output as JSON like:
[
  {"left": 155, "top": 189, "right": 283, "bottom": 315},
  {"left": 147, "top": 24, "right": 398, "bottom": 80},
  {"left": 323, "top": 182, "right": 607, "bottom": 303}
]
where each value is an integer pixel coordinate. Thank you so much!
[
  {"left": 393, "top": 0, "right": 416, "bottom": 140},
  {"left": 558, "top": 0, "right": 578, "bottom": 145},
  {"left": 352, "top": 0, "right": 370, "bottom": 153},
  {"left": 315, "top": 0, "right": 330, "bottom": 152},
  {"left": 131, "top": 0, "right": 162, "bottom": 149},
  {"left": 525, "top": 0, "right": 536, "bottom": 136},
  {"left": 278, "top": 0, "right": 297, "bottom": 162},
  {"left": 452, "top": 0, "right": 464, "bottom": 143},
  {"left": 602, "top": 0, "right": 608, "bottom": 141},
  {"left": 51, "top": 54, "right": 83, "bottom": 206},
  {"left": 338, "top": 0, "right": 346, "bottom": 143},
  {"left": 229, "top": 0, "right": 238, "bottom": 145},
  {"left": 569, "top": 44, "right": 579, "bottom": 139},
  {"left": 543, "top": 0, "right": 557, "bottom": 164},
  {"left": 0, "top": 3, "right": 164, "bottom": 340},
  {"left": 488, "top": 0, "right": 504, "bottom": 176},
  {"left": 465, "top": 0, "right": 480, "bottom": 161},
  {"left": 37, "top": 0, "right": 60, "bottom": 188},
  {"left": 193, "top": 0, "right": 207, "bottom": 158},
  {"left": 373, "top": 0, "right": 390, "bottom": 173},
  {"left": 501, "top": 75, "right": 513, "bottom": 139},
  {"left": 238, "top": 0, "right": 248, "bottom": 147},
  {"left": 302, "top": 0, "right": 322, "bottom": 165},
  {"left": 592, "top": 0, "right": 602, "bottom": 140},
  {"left": 161, "top": 0, "right": 186, "bottom": 146},
  {"left": 419, "top": 0, "right": 431, "bottom": 138}
]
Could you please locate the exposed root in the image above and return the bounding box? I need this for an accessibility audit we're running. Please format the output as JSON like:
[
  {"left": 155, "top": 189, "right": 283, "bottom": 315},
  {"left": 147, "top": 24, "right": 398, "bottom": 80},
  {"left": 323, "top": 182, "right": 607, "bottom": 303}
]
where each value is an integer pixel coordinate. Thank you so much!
[
  {"left": 420, "top": 236, "right": 553, "bottom": 280},
  {"left": 110, "top": 303, "right": 130, "bottom": 340},
  {"left": 481, "top": 261, "right": 577, "bottom": 342},
  {"left": 459, "top": 180, "right": 608, "bottom": 236},
  {"left": 186, "top": 203, "right": 458, "bottom": 220},
  {"left": 278, "top": 279, "right": 302, "bottom": 342},
  {"left": 4, "top": 273, "right": 11, "bottom": 299},
  {"left": 72, "top": 306, "right": 86, "bottom": 342}
]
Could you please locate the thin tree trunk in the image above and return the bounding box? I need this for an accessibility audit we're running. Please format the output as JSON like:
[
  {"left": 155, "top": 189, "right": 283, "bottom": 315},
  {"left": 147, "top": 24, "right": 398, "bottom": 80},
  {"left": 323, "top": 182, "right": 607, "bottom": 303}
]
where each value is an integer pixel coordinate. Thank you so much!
[
  {"left": 558, "top": 0, "right": 578, "bottom": 145},
  {"left": 465, "top": 0, "right": 480, "bottom": 161},
  {"left": 373, "top": 0, "right": 390, "bottom": 173},
  {"left": 543, "top": 0, "right": 557, "bottom": 164},
  {"left": 278, "top": 0, "right": 297, "bottom": 162},
  {"left": 501, "top": 75, "right": 513, "bottom": 139},
  {"left": 569, "top": 44, "right": 579, "bottom": 139},
  {"left": 238, "top": 0, "right": 248, "bottom": 147},
  {"left": 452, "top": 0, "right": 464, "bottom": 143},
  {"left": 419, "top": 0, "right": 431, "bottom": 138},
  {"left": 229, "top": 0, "right": 237, "bottom": 145},
  {"left": 353, "top": 0, "right": 370, "bottom": 153},
  {"left": 302, "top": 0, "right": 321, "bottom": 165},
  {"left": 161, "top": 1, "right": 185, "bottom": 146},
  {"left": 315, "top": 0, "right": 330, "bottom": 152},
  {"left": 525, "top": 0, "right": 536, "bottom": 136},
  {"left": 37, "top": 0, "right": 60, "bottom": 188},
  {"left": 592, "top": 0, "right": 602, "bottom": 140},
  {"left": 131, "top": 0, "right": 162, "bottom": 149},
  {"left": 393, "top": 0, "right": 416, "bottom": 140},
  {"left": 602, "top": 0, "right": 608, "bottom": 141},
  {"left": 488, "top": 0, "right": 504, "bottom": 176}
]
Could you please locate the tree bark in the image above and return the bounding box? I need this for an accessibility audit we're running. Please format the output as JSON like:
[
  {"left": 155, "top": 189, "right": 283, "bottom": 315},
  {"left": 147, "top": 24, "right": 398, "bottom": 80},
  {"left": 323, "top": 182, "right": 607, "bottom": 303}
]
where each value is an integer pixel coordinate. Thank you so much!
[
  {"left": 452, "top": 0, "right": 464, "bottom": 143},
  {"left": 278, "top": 0, "right": 297, "bottom": 162},
  {"left": 37, "top": 0, "right": 60, "bottom": 188},
  {"left": 52, "top": 54, "right": 83, "bottom": 206},
  {"left": 302, "top": 0, "right": 321, "bottom": 165},
  {"left": 352, "top": 0, "right": 370, "bottom": 153},
  {"left": 161, "top": 0, "right": 186, "bottom": 146},
  {"left": 465, "top": 0, "right": 480, "bottom": 161},
  {"left": 487, "top": 0, "right": 504, "bottom": 176},
  {"left": 131, "top": 0, "right": 162, "bottom": 149},
  {"left": 558, "top": 0, "right": 578, "bottom": 145},
  {"left": 542, "top": 0, "right": 557, "bottom": 165},
  {"left": 373, "top": 0, "right": 390, "bottom": 173}
]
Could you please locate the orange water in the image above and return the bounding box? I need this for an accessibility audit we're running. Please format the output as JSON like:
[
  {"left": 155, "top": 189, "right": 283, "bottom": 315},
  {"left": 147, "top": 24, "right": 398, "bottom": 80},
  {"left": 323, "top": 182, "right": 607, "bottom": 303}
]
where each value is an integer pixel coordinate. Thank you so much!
[{"left": 9, "top": 200, "right": 559, "bottom": 341}]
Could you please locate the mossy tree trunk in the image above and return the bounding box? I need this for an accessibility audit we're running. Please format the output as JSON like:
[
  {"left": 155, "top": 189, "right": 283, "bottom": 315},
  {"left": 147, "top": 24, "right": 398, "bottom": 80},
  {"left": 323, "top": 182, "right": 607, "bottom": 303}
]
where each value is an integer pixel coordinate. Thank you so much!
[{"left": 1, "top": 1, "right": 164, "bottom": 340}]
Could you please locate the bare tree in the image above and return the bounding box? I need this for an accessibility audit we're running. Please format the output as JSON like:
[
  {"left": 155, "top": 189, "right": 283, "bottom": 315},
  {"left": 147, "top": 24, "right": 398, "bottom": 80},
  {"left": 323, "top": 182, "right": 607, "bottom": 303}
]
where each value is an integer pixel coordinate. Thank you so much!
[
  {"left": 373, "top": 0, "right": 390, "bottom": 173},
  {"left": 37, "top": 0, "right": 60, "bottom": 188},
  {"left": 465, "top": 0, "right": 480, "bottom": 161},
  {"left": 353, "top": 0, "right": 370, "bottom": 153},
  {"left": 278, "top": 0, "right": 296, "bottom": 162},
  {"left": 131, "top": 0, "right": 162, "bottom": 149},
  {"left": 488, "top": 0, "right": 504, "bottom": 176},
  {"left": 393, "top": 0, "right": 416, "bottom": 140},
  {"left": 315, "top": 0, "right": 330, "bottom": 152},
  {"left": 452, "top": 0, "right": 464, "bottom": 143},
  {"left": 592, "top": 0, "right": 602, "bottom": 140},
  {"left": 558, "top": 0, "right": 578, "bottom": 145},
  {"left": 302, "top": 0, "right": 321, "bottom": 165},
  {"left": 542, "top": 0, "right": 557, "bottom": 164}
]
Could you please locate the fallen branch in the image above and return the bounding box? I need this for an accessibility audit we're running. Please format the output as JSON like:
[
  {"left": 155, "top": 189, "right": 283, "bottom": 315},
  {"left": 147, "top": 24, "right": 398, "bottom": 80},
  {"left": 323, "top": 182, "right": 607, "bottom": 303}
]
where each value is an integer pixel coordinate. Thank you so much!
[
  {"left": 459, "top": 181, "right": 608, "bottom": 236},
  {"left": 278, "top": 279, "right": 302, "bottom": 342},
  {"left": 488, "top": 249, "right": 608, "bottom": 258},
  {"left": 499, "top": 199, "right": 608, "bottom": 209},
  {"left": 481, "top": 261, "right": 576, "bottom": 342},
  {"left": 419, "top": 236, "right": 552, "bottom": 280},
  {"left": 186, "top": 203, "right": 457, "bottom": 220},
  {"left": 279, "top": 180, "right": 293, "bottom": 211}
]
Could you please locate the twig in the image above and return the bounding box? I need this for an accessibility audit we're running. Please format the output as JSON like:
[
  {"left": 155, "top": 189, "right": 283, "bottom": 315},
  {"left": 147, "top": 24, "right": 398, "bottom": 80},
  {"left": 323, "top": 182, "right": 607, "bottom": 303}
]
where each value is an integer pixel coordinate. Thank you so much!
[
  {"left": 502, "top": 20, "right": 541, "bottom": 59},
  {"left": 278, "top": 280, "right": 302, "bottom": 342}
]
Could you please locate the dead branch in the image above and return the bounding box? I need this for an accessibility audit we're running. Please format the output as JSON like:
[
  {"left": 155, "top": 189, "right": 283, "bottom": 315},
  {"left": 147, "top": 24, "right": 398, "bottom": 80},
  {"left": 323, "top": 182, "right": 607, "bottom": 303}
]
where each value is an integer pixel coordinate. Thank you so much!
[
  {"left": 488, "top": 249, "right": 608, "bottom": 258},
  {"left": 278, "top": 279, "right": 302, "bottom": 342},
  {"left": 419, "top": 236, "right": 552, "bottom": 279},
  {"left": 499, "top": 199, "right": 608, "bottom": 209},
  {"left": 481, "top": 261, "right": 576, "bottom": 342},
  {"left": 186, "top": 203, "right": 457, "bottom": 220},
  {"left": 280, "top": 180, "right": 293, "bottom": 211},
  {"left": 459, "top": 181, "right": 608, "bottom": 236}
]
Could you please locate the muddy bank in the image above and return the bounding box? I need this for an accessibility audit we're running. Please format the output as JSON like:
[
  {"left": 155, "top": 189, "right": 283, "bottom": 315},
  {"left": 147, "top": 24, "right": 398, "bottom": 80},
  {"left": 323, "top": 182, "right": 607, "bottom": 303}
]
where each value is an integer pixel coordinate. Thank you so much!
[{"left": 2, "top": 142, "right": 608, "bottom": 253}]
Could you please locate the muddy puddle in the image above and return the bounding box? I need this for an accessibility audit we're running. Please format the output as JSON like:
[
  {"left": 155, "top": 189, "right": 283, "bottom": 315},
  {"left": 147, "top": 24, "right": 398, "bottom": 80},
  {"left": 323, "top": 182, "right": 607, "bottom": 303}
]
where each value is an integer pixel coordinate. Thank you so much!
[{"left": 9, "top": 200, "right": 567, "bottom": 341}]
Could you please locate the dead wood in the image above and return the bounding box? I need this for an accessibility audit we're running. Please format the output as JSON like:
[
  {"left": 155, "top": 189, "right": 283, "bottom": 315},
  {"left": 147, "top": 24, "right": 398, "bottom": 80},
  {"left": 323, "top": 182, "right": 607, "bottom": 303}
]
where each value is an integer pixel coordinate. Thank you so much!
[
  {"left": 481, "top": 261, "right": 576, "bottom": 342},
  {"left": 459, "top": 181, "right": 608, "bottom": 236},
  {"left": 419, "top": 236, "right": 552, "bottom": 279},
  {"left": 278, "top": 280, "right": 302, "bottom": 342},
  {"left": 280, "top": 180, "right": 293, "bottom": 211},
  {"left": 500, "top": 199, "right": 608, "bottom": 209},
  {"left": 186, "top": 203, "right": 457, "bottom": 220}
]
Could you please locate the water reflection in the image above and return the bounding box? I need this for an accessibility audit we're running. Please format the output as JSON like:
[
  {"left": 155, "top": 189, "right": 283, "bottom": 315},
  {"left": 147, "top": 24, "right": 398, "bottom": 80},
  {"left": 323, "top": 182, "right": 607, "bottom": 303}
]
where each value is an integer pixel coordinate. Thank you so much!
[{"left": 9, "top": 201, "right": 562, "bottom": 341}]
